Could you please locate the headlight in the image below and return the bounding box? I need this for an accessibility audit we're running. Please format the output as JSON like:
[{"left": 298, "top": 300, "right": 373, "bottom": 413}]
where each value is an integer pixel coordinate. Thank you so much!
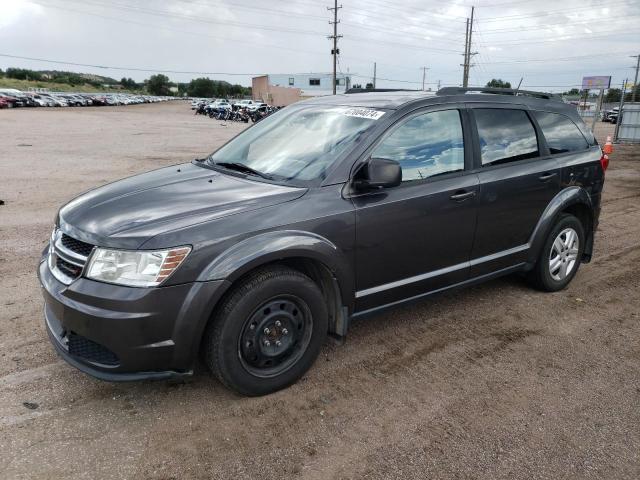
[{"left": 86, "top": 246, "right": 191, "bottom": 287}]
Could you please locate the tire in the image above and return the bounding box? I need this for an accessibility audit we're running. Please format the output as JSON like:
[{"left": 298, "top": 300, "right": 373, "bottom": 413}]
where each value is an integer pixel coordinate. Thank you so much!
[
  {"left": 528, "top": 213, "right": 585, "bottom": 292},
  {"left": 203, "top": 266, "right": 328, "bottom": 396}
]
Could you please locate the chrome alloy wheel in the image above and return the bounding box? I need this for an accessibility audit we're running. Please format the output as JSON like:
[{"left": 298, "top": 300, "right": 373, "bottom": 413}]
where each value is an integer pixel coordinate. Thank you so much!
[{"left": 549, "top": 227, "right": 580, "bottom": 281}]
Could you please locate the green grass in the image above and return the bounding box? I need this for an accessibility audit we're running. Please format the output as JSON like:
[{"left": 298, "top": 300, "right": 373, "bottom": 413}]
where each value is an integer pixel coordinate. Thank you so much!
[{"left": 0, "top": 77, "right": 141, "bottom": 93}]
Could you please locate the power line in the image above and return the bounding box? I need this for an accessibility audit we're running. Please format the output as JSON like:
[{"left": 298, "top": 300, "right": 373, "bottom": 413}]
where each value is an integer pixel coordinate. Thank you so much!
[
  {"left": 0, "top": 53, "right": 264, "bottom": 75},
  {"left": 481, "top": 51, "right": 637, "bottom": 64},
  {"left": 29, "top": 1, "right": 332, "bottom": 57},
  {"left": 344, "top": 0, "right": 468, "bottom": 22},
  {"left": 173, "top": 0, "right": 328, "bottom": 21},
  {"left": 36, "top": 0, "right": 464, "bottom": 54},
  {"left": 350, "top": 74, "right": 436, "bottom": 85},
  {"left": 479, "top": 0, "right": 637, "bottom": 22},
  {"left": 45, "top": 0, "right": 327, "bottom": 36},
  {"left": 481, "top": 29, "right": 639, "bottom": 46},
  {"left": 478, "top": 15, "right": 640, "bottom": 34}
]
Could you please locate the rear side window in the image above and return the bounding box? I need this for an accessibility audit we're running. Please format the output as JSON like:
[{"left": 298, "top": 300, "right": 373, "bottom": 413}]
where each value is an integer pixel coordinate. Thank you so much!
[
  {"left": 474, "top": 109, "right": 539, "bottom": 166},
  {"left": 533, "top": 111, "right": 589, "bottom": 154}
]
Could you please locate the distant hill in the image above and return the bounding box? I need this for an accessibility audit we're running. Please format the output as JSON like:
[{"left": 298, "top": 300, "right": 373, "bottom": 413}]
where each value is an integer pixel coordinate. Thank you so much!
[
  {"left": 1, "top": 68, "right": 123, "bottom": 88},
  {"left": 36, "top": 70, "right": 120, "bottom": 84}
]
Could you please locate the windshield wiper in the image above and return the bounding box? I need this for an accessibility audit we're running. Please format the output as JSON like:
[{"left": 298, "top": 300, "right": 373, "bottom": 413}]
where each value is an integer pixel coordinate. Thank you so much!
[{"left": 214, "top": 162, "right": 273, "bottom": 180}]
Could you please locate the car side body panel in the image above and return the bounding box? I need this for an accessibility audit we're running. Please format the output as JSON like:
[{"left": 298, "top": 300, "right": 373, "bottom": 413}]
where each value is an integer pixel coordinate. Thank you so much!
[{"left": 38, "top": 90, "right": 606, "bottom": 382}]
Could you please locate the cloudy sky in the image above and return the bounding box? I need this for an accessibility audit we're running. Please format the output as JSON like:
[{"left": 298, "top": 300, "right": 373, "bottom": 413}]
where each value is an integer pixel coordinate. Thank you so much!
[{"left": 1, "top": 0, "right": 638, "bottom": 92}]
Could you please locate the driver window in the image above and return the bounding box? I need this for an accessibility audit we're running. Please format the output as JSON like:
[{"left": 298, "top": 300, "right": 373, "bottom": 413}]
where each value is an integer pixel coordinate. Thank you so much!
[{"left": 372, "top": 109, "right": 465, "bottom": 182}]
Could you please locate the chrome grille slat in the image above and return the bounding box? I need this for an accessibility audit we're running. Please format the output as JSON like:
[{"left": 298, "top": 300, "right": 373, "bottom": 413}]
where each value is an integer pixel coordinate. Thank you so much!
[
  {"left": 54, "top": 238, "right": 90, "bottom": 264},
  {"left": 48, "top": 230, "right": 95, "bottom": 285}
]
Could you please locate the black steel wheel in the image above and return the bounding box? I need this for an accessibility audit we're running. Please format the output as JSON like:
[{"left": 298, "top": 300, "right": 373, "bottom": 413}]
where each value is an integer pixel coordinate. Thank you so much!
[
  {"left": 203, "top": 266, "right": 328, "bottom": 396},
  {"left": 238, "top": 296, "right": 313, "bottom": 378}
]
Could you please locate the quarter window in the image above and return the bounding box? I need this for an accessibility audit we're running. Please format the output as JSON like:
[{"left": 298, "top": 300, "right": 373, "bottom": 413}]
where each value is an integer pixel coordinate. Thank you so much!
[
  {"left": 533, "top": 111, "right": 589, "bottom": 154},
  {"left": 372, "top": 110, "right": 465, "bottom": 182},
  {"left": 474, "top": 109, "right": 539, "bottom": 166}
]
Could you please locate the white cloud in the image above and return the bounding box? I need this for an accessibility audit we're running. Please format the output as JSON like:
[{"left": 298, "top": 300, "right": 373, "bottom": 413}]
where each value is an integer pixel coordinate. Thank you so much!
[
  {"left": 0, "top": 0, "right": 42, "bottom": 30},
  {"left": 0, "top": 0, "right": 638, "bottom": 92}
]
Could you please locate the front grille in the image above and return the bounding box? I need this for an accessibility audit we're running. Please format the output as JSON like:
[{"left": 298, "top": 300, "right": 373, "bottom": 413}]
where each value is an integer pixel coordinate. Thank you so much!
[
  {"left": 61, "top": 234, "right": 94, "bottom": 257},
  {"left": 68, "top": 332, "right": 120, "bottom": 366},
  {"left": 56, "top": 257, "right": 82, "bottom": 278},
  {"left": 49, "top": 229, "right": 95, "bottom": 285}
]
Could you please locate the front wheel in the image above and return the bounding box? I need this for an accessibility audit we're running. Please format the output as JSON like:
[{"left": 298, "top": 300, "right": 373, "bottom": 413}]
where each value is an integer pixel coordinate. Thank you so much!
[
  {"left": 528, "top": 213, "right": 585, "bottom": 292},
  {"left": 202, "top": 266, "right": 328, "bottom": 396}
]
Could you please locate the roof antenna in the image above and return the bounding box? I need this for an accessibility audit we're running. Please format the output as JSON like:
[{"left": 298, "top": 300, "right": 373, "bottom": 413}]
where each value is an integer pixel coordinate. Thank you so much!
[{"left": 515, "top": 77, "right": 523, "bottom": 96}]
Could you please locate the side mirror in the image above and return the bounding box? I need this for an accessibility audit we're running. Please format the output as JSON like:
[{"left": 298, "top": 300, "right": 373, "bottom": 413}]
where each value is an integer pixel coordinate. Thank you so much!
[{"left": 354, "top": 158, "right": 402, "bottom": 190}]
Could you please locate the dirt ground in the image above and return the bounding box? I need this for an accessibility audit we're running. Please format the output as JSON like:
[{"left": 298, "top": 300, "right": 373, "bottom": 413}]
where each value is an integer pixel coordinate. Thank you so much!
[{"left": 1, "top": 102, "right": 639, "bottom": 480}]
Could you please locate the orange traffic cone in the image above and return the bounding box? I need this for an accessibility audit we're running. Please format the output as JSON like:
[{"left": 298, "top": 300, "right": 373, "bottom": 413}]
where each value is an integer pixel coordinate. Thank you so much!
[{"left": 602, "top": 135, "right": 614, "bottom": 155}]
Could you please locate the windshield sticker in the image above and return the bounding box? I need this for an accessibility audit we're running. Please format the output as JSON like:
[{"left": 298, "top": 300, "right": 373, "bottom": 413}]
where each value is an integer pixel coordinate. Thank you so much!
[{"left": 343, "top": 108, "right": 386, "bottom": 120}]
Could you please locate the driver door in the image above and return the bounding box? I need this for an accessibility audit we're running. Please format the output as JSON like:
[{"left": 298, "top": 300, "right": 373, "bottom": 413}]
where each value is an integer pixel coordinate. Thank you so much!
[{"left": 352, "top": 108, "right": 479, "bottom": 313}]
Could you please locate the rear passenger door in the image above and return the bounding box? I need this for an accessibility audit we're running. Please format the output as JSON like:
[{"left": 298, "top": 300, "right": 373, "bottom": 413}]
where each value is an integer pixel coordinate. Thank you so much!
[{"left": 469, "top": 105, "right": 560, "bottom": 276}]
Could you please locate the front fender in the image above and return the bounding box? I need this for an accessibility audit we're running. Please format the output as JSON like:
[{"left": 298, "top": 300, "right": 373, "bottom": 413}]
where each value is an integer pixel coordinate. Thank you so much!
[
  {"left": 197, "top": 230, "right": 354, "bottom": 305},
  {"left": 527, "top": 186, "right": 593, "bottom": 265}
]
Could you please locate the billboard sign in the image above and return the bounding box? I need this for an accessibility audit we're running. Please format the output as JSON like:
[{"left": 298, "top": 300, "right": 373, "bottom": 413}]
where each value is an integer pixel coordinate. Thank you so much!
[{"left": 582, "top": 76, "right": 611, "bottom": 90}]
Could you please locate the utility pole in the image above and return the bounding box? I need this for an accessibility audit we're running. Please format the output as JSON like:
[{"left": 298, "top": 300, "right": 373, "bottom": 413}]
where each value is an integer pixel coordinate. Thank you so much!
[
  {"left": 631, "top": 54, "right": 640, "bottom": 102},
  {"left": 462, "top": 7, "right": 476, "bottom": 87},
  {"left": 328, "top": 0, "right": 342, "bottom": 95},
  {"left": 373, "top": 62, "right": 377, "bottom": 89},
  {"left": 614, "top": 78, "right": 627, "bottom": 141},
  {"left": 422, "top": 66, "right": 430, "bottom": 91},
  {"left": 437, "top": 79, "right": 441, "bottom": 91},
  {"left": 462, "top": 18, "right": 469, "bottom": 87}
]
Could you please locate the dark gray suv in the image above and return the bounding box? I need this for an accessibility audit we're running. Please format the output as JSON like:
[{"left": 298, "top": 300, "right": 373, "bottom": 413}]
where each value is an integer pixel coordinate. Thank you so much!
[{"left": 38, "top": 87, "right": 607, "bottom": 395}]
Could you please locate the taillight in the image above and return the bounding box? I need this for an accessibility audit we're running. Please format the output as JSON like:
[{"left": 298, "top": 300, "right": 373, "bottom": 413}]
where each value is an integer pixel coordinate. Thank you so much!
[{"left": 600, "top": 154, "right": 609, "bottom": 172}]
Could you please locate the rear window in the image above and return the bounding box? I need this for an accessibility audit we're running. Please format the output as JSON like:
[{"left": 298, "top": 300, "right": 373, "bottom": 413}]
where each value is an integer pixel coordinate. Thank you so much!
[
  {"left": 474, "top": 109, "right": 539, "bottom": 166},
  {"left": 533, "top": 111, "right": 589, "bottom": 154}
]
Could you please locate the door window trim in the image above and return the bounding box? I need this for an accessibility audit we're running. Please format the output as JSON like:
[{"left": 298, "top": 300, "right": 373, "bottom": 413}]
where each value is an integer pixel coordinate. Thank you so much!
[
  {"left": 349, "top": 106, "right": 473, "bottom": 190},
  {"left": 467, "top": 103, "right": 547, "bottom": 172},
  {"left": 531, "top": 110, "right": 592, "bottom": 160}
]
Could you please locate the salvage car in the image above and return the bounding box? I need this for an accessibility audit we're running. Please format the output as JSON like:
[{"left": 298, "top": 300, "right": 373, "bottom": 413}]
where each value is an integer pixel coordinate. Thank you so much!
[{"left": 39, "top": 87, "right": 606, "bottom": 395}]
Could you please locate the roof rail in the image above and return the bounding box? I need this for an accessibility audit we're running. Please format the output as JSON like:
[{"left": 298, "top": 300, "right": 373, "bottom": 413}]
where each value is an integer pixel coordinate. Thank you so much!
[{"left": 436, "top": 86, "right": 558, "bottom": 100}]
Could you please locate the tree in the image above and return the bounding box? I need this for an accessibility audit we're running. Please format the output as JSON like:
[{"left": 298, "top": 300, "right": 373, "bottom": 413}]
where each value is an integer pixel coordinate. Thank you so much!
[
  {"left": 605, "top": 88, "right": 621, "bottom": 103},
  {"left": 146, "top": 74, "right": 172, "bottom": 95},
  {"left": 120, "top": 77, "right": 137, "bottom": 90},
  {"left": 187, "top": 77, "right": 216, "bottom": 97},
  {"left": 486, "top": 78, "right": 511, "bottom": 89},
  {"left": 624, "top": 85, "right": 640, "bottom": 102}
]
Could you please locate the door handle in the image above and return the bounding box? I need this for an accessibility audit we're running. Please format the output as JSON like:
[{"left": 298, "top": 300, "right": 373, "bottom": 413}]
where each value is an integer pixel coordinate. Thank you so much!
[
  {"left": 538, "top": 172, "right": 558, "bottom": 182},
  {"left": 450, "top": 190, "right": 476, "bottom": 201}
]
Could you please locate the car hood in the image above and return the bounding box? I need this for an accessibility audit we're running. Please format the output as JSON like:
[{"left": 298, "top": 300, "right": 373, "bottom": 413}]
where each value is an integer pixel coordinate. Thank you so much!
[{"left": 58, "top": 162, "right": 306, "bottom": 249}]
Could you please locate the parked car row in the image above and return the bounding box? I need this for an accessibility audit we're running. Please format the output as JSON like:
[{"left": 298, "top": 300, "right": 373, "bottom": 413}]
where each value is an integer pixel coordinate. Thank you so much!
[
  {"left": 192, "top": 98, "right": 279, "bottom": 123},
  {"left": 0, "top": 88, "right": 177, "bottom": 109}
]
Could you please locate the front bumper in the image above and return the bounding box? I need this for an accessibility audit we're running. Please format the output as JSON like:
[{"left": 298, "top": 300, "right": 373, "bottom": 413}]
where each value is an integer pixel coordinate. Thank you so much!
[{"left": 38, "top": 257, "right": 227, "bottom": 381}]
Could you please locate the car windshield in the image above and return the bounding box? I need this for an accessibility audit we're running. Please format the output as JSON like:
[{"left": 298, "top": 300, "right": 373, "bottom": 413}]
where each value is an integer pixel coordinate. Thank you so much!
[{"left": 205, "top": 104, "right": 384, "bottom": 183}]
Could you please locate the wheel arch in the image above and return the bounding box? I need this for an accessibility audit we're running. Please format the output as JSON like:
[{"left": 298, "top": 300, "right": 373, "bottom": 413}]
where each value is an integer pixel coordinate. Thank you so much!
[
  {"left": 527, "top": 186, "right": 594, "bottom": 266},
  {"left": 198, "top": 230, "right": 354, "bottom": 338}
]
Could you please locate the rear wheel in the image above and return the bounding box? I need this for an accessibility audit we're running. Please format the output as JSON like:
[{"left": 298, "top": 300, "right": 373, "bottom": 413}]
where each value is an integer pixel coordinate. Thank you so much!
[
  {"left": 203, "top": 266, "right": 328, "bottom": 396},
  {"left": 528, "top": 213, "right": 585, "bottom": 292}
]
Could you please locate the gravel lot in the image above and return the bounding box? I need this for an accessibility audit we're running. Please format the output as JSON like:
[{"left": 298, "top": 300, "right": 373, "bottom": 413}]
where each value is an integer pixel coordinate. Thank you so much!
[{"left": 1, "top": 102, "right": 639, "bottom": 480}]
